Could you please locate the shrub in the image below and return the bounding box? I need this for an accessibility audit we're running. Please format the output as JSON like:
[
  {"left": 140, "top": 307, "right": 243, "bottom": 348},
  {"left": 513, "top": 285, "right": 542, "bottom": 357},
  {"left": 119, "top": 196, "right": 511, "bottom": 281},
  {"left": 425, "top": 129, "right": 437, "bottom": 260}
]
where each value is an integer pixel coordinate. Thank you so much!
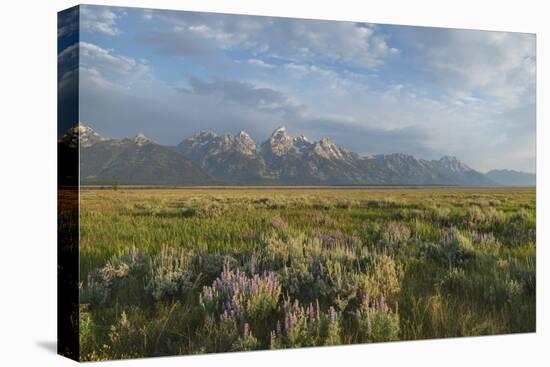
[
  {"left": 200, "top": 263, "right": 281, "bottom": 344},
  {"left": 200, "top": 263, "right": 281, "bottom": 320},
  {"left": 270, "top": 217, "right": 287, "bottom": 229},
  {"left": 271, "top": 300, "right": 341, "bottom": 348},
  {"left": 434, "top": 228, "right": 475, "bottom": 266},
  {"left": 194, "top": 202, "right": 228, "bottom": 218},
  {"left": 79, "top": 305, "right": 97, "bottom": 359},
  {"left": 108, "top": 308, "right": 147, "bottom": 359},
  {"left": 231, "top": 323, "right": 260, "bottom": 351},
  {"left": 81, "top": 247, "right": 150, "bottom": 307},
  {"left": 432, "top": 206, "right": 451, "bottom": 223},
  {"left": 382, "top": 223, "right": 411, "bottom": 244},
  {"left": 353, "top": 295, "right": 400, "bottom": 343},
  {"left": 469, "top": 231, "right": 501, "bottom": 255},
  {"left": 466, "top": 206, "right": 485, "bottom": 224},
  {"left": 147, "top": 245, "right": 195, "bottom": 301},
  {"left": 359, "top": 253, "right": 403, "bottom": 303},
  {"left": 198, "top": 314, "right": 240, "bottom": 353}
]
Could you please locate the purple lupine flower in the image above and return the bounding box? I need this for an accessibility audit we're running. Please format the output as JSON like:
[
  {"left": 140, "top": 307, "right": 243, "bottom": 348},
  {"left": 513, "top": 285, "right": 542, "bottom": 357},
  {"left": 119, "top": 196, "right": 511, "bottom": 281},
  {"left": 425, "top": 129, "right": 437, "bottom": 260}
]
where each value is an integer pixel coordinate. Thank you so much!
[
  {"left": 379, "top": 295, "right": 386, "bottom": 311},
  {"left": 316, "top": 300, "right": 321, "bottom": 321},
  {"left": 367, "top": 313, "right": 372, "bottom": 335},
  {"left": 284, "top": 313, "right": 291, "bottom": 333},
  {"left": 200, "top": 261, "right": 281, "bottom": 323},
  {"left": 363, "top": 293, "right": 370, "bottom": 307},
  {"left": 270, "top": 331, "right": 277, "bottom": 348},
  {"left": 329, "top": 306, "right": 337, "bottom": 324},
  {"left": 250, "top": 250, "right": 257, "bottom": 274},
  {"left": 290, "top": 314, "right": 298, "bottom": 331},
  {"left": 308, "top": 304, "right": 316, "bottom": 320}
]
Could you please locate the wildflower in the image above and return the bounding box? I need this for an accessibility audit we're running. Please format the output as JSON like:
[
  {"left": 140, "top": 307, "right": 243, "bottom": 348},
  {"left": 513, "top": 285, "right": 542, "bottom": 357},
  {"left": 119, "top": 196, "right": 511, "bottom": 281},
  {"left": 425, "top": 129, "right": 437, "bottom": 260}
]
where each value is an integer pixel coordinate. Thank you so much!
[{"left": 328, "top": 306, "right": 337, "bottom": 324}]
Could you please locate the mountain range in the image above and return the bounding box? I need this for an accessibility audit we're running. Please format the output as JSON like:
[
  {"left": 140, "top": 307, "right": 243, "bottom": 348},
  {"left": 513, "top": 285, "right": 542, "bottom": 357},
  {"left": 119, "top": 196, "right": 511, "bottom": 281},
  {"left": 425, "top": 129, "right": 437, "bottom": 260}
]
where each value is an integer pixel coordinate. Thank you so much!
[
  {"left": 59, "top": 123, "right": 535, "bottom": 186},
  {"left": 486, "top": 169, "right": 536, "bottom": 186}
]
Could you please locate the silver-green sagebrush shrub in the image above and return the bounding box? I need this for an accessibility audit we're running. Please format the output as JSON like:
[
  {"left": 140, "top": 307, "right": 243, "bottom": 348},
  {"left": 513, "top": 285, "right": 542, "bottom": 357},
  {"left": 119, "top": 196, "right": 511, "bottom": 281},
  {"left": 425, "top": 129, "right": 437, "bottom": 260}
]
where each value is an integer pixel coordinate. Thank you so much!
[
  {"left": 382, "top": 223, "right": 411, "bottom": 245},
  {"left": 81, "top": 247, "right": 150, "bottom": 306},
  {"left": 147, "top": 245, "right": 195, "bottom": 301}
]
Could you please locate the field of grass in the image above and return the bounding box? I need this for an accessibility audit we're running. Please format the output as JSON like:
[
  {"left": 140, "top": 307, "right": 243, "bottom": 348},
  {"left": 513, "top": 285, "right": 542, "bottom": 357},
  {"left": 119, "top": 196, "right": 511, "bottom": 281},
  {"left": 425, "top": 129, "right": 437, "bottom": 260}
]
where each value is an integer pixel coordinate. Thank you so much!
[{"left": 78, "top": 187, "right": 536, "bottom": 360}]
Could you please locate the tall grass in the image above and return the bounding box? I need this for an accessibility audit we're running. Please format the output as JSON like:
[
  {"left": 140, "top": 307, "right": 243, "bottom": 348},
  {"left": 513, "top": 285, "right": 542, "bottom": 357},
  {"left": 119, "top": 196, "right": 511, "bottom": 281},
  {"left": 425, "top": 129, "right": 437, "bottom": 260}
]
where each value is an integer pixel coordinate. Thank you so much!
[{"left": 77, "top": 188, "right": 535, "bottom": 360}]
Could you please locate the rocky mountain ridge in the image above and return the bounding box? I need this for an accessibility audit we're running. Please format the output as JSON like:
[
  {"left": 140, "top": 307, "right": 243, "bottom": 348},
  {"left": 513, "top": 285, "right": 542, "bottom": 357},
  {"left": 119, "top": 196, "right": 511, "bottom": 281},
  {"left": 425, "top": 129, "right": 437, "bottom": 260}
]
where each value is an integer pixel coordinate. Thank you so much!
[{"left": 59, "top": 123, "right": 532, "bottom": 186}]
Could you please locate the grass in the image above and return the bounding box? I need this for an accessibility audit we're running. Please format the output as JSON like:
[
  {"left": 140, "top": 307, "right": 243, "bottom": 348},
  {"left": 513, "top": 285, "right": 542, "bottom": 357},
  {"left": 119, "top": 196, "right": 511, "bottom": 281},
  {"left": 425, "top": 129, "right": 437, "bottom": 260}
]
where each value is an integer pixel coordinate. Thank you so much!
[{"left": 77, "top": 187, "right": 536, "bottom": 360}]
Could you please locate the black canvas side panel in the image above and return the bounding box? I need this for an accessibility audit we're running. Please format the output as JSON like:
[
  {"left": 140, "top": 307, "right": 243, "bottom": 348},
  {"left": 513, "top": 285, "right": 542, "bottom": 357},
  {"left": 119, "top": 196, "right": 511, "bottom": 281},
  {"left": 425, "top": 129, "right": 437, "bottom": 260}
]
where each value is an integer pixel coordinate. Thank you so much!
[{"left": 57, "top": 5, "right": 80, "bottom": 361}]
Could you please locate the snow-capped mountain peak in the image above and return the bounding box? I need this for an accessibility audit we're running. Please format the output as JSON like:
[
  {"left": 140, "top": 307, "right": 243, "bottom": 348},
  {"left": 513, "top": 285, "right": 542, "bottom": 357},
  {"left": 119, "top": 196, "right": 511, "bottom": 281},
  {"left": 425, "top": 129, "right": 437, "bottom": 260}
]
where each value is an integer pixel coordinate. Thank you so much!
[
  {"left": 198, "top": 130, "right": 218, "bottom": 139},
  {"left": 132, "top": 133, "right": 155, "bottom": 146},
  {"left": 59, "top": 122, "right": 109, "bottom": 148},
  {"left": 264, "top": 126, "right": 293, "bottom": 156},
  {"left": 273, "top": 126, "right": 286, "bottom": 133},
  {"left": 313, "top": 137, "right": 346, "bottom": 160},
  {"left": 293, "top": 134, "right": 313, "bottom": 155},
  {"left": 237, "top": 130, "right": 251, "bottom": 139},
  {"left": 234, "top": 130, "right": 257, "bottom": 154},
  {"left": 294, "top": 134, "right": 311, "bottom": 144},
  {"left": 436, "top": 155, "right": 471, "bottom": 172}
]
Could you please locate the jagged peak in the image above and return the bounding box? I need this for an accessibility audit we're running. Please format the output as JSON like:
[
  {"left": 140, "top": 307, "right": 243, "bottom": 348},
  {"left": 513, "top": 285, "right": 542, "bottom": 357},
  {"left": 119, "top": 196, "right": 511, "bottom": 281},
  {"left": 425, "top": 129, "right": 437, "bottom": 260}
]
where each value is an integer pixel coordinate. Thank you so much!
[
  {"left": 65, "top": 122, "right": 97, "bottom": 135},
  {"left": 435, "top": 155, "right": 472, "bottom": 172},
  {"left": 262, "top": 126, "right": 293, "bottom": 156},
  {"left": 233, "top": 130, "right": 257, "bottom": 154},
  {"left": 76, "top": 122, "right": 94, "bottom": 132},
  {"left": 131, "top": 132, "right": 155, "bottom": 146},
  {"left": 316, "top": 137, "right": 342, "bottom": 151},
  {"left": 383, "top": 153, "right": 417, "bottom": 160},
  {"left": 197, "top": 130, "right": 218, "bottom": 138},
  {"left": 294, "top": 134, "right": 311, "bottom": 143},
  {"left": 439, "top": 155, "right": 460, "bottom": 162},
  {"left": 312, "top": 137, "right": 349, "bottom": 160},
  {"left": 269, "top": 126, "right": 291, "bottom": 140},
  {"left": 60, "top": 122, "right": 108, "bottom": 147},
  {"left": 319, "top": 137, "right": 334, "bottom": 145},
  {"left": 236, "top": 130, "right": 253, "bottom": 140}
]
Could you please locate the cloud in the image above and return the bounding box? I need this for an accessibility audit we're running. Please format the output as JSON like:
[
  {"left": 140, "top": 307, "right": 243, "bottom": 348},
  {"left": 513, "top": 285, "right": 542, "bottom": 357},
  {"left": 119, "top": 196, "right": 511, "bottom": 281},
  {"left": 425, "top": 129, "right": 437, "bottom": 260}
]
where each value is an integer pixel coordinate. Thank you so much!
[
  {"left": 57, "top": 43, "right": 78, "bottom": 65},
  {"left": 58, "top": 6, "right": 79, "bottom": 39},
  {"left": 79, "top": 42, "right": 151, "bottom": 86},
  {"left": 139, "top": 29, "right": 220, "bottom": 58},
  {"left": 173, "top": 77, "right": 437, "bottom": 159},
  {"left": 263, "top": 20, "right": 398, "bottom": 68},
  {"left": 138, "top": 10, "right": 397, "bottom": 68},
  {"left": 142, "top": 9, "right": 154, "bottom": 20},
  {"left": 284, "top": 63, "right": 334, "bottom": 77},
  {"left": 247, "top": 58, "right": 275, "bottom": 69},
  {"left": 187, "top": 24, "right": 250, "bottom": 49},
  {"left": 292, "top": 118, "right": 437, "bottom": 158},
  {"left": 179, "top": 77, "right": 306, "bottom": 118},
  {"left": 80, "top": 76, "right": 293, "bottom": 146},
  {"left": 80, "top": 5, "right": 122, "bottom": 36},
  {"left": 403, "top": 27, "right": 535, "bottom": 109}
]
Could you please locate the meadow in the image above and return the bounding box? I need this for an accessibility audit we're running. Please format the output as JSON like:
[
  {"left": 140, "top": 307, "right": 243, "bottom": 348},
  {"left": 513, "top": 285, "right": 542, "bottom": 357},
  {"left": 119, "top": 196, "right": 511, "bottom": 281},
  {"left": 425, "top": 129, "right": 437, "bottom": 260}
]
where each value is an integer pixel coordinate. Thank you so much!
[{"left": 78, "top": 187, "right": 536, "bottom": 360}]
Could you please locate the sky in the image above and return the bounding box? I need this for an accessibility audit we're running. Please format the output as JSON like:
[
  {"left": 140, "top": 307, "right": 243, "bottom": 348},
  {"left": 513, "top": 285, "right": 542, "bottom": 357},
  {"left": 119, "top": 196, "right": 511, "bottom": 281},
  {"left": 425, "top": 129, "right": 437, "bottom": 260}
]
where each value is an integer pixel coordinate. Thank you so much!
[{"left": 62, "top": 5, "right": 536, "bottom": 173}]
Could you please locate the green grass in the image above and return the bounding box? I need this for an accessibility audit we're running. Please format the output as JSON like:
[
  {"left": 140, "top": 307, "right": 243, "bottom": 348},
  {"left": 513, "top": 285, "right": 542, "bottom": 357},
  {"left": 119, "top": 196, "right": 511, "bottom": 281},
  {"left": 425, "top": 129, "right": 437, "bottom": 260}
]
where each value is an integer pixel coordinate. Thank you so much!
[{"left": 78, "top": 187, "right": 536, "bottom": 360}]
